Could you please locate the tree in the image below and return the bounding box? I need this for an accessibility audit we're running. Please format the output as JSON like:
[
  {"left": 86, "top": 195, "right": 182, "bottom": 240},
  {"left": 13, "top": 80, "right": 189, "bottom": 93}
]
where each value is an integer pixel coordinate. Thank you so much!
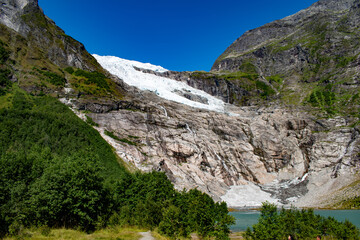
[{"left": 28, "top": 154, "right": 110, "bottom": 231}]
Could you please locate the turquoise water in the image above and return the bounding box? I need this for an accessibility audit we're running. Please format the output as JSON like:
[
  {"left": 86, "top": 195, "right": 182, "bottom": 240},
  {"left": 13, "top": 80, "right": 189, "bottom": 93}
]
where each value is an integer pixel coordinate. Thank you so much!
[{"left": 229, "top": 210, "right": 360, "bottom": 232}]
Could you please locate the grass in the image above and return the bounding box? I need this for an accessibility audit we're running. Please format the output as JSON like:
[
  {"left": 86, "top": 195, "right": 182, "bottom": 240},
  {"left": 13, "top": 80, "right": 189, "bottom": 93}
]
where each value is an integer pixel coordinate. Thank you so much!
[
  {"left": 3, "top": 226, "right": 148, "bottom": 240},
  {"left": 3, "top": 227, "right": 254, "bottom": 240}
]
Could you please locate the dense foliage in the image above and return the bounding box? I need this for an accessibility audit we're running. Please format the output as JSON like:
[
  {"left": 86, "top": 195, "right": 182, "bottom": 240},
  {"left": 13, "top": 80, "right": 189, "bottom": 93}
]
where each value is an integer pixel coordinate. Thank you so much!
[
  {"left": 34, "top": 68, "right": 67, "bottom": 87},
  {"left": 0, "top": 41, "right": 12, "bottom": 96},
  {"left": 0, "top": 40, "right": 10, "bottom": 64},
  {"left": 244, "top": 203, "right": 360, "bottom": 240},
  {"left": 73, "top": 69, "right": 110, "bottom": 91},
  {"left": 0, "top": 90, "right": 234, "bottom": 239}
]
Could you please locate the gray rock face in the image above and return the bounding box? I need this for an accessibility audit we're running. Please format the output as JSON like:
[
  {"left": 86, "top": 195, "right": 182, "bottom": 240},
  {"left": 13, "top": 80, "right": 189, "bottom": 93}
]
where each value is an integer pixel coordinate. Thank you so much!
[
  {"left": 66, "top": 88, "right": 359, "bottom": 207},
  {"left": 0, "top": 0, "right": 38, "bottom": 33}
]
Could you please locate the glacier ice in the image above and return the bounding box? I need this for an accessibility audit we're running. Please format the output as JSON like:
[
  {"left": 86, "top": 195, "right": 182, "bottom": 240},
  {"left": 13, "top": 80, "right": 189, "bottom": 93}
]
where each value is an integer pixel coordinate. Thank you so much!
[{"left": 93, "top": 54, "right": 227, "bottom": 113}]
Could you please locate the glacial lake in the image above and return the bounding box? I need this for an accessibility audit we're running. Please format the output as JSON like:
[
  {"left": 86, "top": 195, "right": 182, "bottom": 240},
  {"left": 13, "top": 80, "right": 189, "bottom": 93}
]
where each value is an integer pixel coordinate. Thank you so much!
[{"left": 229, "top": 210, "right": 360, "bottom": 232}]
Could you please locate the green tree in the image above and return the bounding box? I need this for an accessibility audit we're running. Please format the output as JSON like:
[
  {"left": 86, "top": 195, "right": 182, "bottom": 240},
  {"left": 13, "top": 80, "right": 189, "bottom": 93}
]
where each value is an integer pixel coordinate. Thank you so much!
[
  {"left": 28, "top": 154, "right": 110, "bottom": 231},
  {"left": 159, "top": 205, "right": 188, "bottom": 239}
]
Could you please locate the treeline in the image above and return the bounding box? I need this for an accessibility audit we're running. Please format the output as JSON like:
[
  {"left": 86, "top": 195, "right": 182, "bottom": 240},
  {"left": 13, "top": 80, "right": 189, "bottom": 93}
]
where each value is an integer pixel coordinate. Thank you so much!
[
  {"left": 244, "top": 203, "right": 360, "bottom": 240},
  {"left": 0, "top": 90, "right": 234, "bottom": 239}
]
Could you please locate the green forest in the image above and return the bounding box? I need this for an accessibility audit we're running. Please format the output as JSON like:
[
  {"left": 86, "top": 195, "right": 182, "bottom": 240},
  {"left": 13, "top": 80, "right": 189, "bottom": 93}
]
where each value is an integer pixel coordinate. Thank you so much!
[{"left": 0, "top": 89, "right": 234, "bottom": 239}]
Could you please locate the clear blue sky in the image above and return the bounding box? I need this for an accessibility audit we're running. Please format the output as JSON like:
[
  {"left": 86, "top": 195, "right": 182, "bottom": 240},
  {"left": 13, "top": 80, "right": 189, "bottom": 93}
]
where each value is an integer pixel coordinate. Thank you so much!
[{"left": 38, "top": 0, "right": 318, "bottom": 72}]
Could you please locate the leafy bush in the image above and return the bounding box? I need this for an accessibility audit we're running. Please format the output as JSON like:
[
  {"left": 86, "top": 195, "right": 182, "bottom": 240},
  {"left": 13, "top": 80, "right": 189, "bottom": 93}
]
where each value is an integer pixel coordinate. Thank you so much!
[
  {"left": 0, "top": 69, "right": 12, "bottom": 96},
  {"left": 239, "top": 62, "right": 258, "bottom": 74},
  {"left": 0, "top": 41, "right": 10, "bottom": 64},
  {"left": 222, "top": 71, "right": 259, "bottom": 81},
  {"left": 64, "top": 67, "right": 74, "bottom": 74},
  {"left": 307, "top": 85, "right": 336, "bottom": 114},
  {"left": 255, "top": 80, "right": 276, "bottom": 98},
  {"left": 104, "top": 130, "right": 137, "bottom": 146},
  {"left": 29, "top": 154, "right": 110, "bottom": 231},
  {"left": 34, "top": 68, "right": 66, "bottom": 87},
  {"left": 266, "top": 75, "right": 283, "bottom": 84}
]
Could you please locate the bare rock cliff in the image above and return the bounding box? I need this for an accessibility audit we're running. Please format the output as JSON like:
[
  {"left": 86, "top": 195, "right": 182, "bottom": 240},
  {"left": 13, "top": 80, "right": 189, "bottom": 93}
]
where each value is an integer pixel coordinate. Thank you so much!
[{"left": 62, "top": 87, "right": 359, "bottom": 207}]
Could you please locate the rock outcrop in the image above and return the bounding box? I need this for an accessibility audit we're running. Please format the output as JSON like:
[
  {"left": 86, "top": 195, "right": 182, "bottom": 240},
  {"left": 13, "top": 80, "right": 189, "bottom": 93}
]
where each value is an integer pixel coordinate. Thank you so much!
[
  {"left": 63, "top": 85, "right": 359, "bottom": 207},
  {"left": 0, "top": 0, "right": 38, "bottom": 33}
]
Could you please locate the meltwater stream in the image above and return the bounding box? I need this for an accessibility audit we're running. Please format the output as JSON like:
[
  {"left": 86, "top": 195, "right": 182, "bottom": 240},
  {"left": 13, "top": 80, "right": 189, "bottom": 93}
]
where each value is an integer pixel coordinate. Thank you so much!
[{"left": 229, "top": 210, "right": 360, "bottom": 232}]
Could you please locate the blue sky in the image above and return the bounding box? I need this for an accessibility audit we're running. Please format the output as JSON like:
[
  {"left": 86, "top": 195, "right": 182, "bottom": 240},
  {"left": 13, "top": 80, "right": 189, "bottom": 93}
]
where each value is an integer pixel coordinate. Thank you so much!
[{"left": 38, "top": 0, "right": 318, "bottom": 71}]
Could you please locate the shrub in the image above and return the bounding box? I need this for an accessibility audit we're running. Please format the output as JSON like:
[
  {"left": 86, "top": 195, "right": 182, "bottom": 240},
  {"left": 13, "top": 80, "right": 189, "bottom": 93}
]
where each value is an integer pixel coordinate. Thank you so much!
[
  {"left": 255, "top": 80, "right": 275, "bottom": 98},
  {"left": 307, "top": 85, "right": 336, "bottom": 114},
  {"left": 34, "top": 68, "right": 66, "bottom": 87},
  {"left": 0, "top": 41, "right": 10, "bottom": 64},
  {"left": 73, "top": 69, "right": 110, "bottom": 90},
  {"left": 28, "top": 154, "right": 110, "bottom": 231},
  {"left": 64, "top": 67, "right": 74, "bottom": 74}
]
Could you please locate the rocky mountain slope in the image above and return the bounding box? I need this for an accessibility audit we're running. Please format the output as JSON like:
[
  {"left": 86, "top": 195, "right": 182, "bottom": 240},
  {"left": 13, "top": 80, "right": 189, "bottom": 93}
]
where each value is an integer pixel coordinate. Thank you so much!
[
  {"left": 212, "top": 0, "right": 360, "bottom": 115},
  {"left": 0, "top": 0, "right": 126, "bottom": 99},
  {"left": 89, "top": 55, "right": 359, "bottom": 207},
  {"left": 1, "top": 0, "right": 359, "bottom": 208}
]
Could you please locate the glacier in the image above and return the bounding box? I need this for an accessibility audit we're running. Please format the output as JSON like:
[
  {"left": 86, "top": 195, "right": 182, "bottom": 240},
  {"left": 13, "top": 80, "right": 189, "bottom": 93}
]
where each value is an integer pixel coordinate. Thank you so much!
[{"left": 93, "top": 54, "right": 227, "bottom": 113}]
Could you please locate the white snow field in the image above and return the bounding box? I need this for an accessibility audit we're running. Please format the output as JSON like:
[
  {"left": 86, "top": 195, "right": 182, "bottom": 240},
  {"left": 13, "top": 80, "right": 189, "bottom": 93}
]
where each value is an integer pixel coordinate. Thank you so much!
[
  {"left": 93, "top": 54, "right": 226, "bottom": 113},
  {"left": 221, "top": 182, "right": 280, "bottom": 208}
]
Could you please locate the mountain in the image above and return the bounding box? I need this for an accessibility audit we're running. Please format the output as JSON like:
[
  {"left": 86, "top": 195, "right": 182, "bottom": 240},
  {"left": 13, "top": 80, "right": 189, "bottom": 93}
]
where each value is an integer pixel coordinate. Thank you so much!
[
  {"left": 0, "top": 0, "right": 359, "bottom": 211},
  {"left": 88, "top": 0, "right": 360, "bottom": 208}
]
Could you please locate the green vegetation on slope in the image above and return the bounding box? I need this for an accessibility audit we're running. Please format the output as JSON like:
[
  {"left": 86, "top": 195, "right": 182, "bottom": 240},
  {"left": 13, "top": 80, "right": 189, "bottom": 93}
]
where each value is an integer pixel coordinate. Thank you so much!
[
  {"left": 0, "top": 40, "right": 13, "bottom": 97},
  {"left": 0, "top": 40, "right": 10, "bottom": 64},
  {"left": 244, "top": 203, "right": 360, "bottom": 240},
  {"left": 0, "top": 88, "right": 234, "bottom": 239},
  {"left": 65, "top": 67, "right": 123, "bottom": 99}
]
